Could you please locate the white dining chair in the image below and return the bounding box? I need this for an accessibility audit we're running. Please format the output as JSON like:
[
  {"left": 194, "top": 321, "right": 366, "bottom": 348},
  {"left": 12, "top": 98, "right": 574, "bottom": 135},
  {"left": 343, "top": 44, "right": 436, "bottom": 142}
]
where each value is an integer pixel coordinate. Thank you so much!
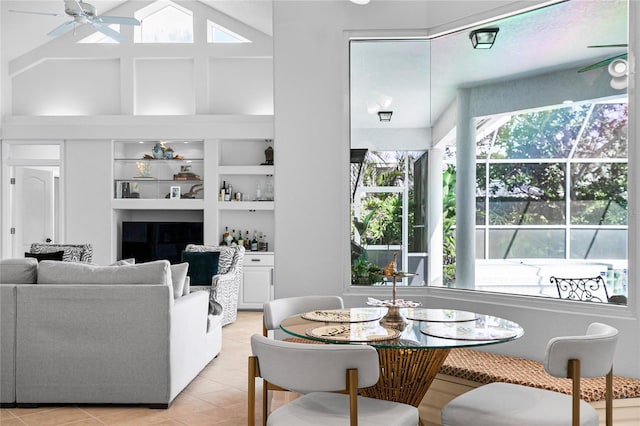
[
  {"left": 248, "top": 334, "right": 419, "bottom": 426},
  {"left": 260, "top": 295, "right": 344, "bottom": 424},
  {"left": 441, "top": 322, "right": 619, "bottom": 426},
  {"left": 262, "top": 295, "right": 344, "bottom": 337}
]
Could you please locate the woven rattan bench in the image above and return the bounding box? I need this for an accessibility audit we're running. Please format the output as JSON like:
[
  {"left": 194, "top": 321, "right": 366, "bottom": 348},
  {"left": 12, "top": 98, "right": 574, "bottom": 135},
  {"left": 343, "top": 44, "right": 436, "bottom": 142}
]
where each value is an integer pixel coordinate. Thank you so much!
[
  {"left": 419, "top": 348, "right": 640, "bottom": 426},
  {"left": 439, "top": 348, "right": 640, "bottom": 402}
]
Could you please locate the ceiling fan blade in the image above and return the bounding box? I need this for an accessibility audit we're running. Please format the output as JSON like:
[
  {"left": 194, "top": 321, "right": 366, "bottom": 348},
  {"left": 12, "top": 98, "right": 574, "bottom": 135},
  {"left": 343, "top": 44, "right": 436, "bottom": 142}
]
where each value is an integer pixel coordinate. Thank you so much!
[
  {"left": 578, "top": 53, "right": 628, "bottom": 73},
  {"left": 9, "top": 9, "right": 61, "bottom": 17},
  {"left": 47, "top": 20, "right": 76, "bottom": 37},
  {"left": 587, "top": 44, "right": 628, "bottom": 48},
  {"left": 93, "top": 15, "right": 141, "bottom": 26},
  {"left": 91, "top": 22, "right": 126, "bottom": 42}
]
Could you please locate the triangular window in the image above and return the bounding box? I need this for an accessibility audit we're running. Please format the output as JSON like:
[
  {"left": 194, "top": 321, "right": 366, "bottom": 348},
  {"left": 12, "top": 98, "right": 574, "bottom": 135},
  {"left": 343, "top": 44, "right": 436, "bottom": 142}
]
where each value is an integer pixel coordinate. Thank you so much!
[
  {"left": 207, "top": 20, "right": 250, "bottom": 43},
  {"left": 134, "top": 0, "right": 193, "bottom": 43},
  {"left": 78, "top": 25, "right": 121, "bottom": 44}
]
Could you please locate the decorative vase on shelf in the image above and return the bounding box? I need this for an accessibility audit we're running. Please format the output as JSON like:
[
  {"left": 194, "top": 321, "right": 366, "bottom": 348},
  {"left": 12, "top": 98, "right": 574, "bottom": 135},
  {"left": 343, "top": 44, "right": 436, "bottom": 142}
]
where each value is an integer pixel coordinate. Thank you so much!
[{"left": 152, "top": 143, "right": 164, "bottom": 159}]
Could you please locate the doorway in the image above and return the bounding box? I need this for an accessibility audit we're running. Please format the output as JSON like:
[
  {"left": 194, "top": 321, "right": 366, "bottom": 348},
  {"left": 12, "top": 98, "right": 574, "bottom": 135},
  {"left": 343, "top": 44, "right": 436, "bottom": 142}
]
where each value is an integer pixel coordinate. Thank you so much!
[{"left": 1, "top": 141, "right": 63, "bottom": 258}]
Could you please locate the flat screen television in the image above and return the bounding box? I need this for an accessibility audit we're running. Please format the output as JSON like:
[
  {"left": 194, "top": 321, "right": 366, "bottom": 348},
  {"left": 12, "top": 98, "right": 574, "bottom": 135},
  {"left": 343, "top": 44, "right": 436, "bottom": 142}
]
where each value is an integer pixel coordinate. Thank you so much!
[{"left": 121, "top": 221, "right": 204, "bottom": 264}]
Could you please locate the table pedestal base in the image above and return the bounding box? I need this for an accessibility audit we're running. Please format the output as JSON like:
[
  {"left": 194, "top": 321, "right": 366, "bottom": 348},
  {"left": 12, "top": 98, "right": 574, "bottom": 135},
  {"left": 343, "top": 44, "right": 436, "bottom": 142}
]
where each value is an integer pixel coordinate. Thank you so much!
[{"left": 361, "top": 347, "right": 451, "bottom": 407}]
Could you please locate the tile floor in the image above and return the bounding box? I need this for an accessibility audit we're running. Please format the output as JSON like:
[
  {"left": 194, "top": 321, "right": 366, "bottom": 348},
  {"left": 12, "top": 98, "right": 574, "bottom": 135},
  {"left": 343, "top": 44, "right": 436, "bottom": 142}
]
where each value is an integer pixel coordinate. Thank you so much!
[{"left": 1, "top": 311, "right": 266, "bottom": 426}]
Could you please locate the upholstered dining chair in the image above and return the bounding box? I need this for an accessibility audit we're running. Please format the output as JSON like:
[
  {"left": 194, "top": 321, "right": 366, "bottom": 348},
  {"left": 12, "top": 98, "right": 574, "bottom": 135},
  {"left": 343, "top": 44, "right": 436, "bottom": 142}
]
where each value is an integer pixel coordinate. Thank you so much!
[
  {"left": 441, "top": 322, "right": 619, "bottom": 426},
  {"left": 260, "top": 295, "right": 344, "bottom": 424},
  {"left": 248, "top": 334, "right": 419, "bottom": 426},
  {"left": 262, "top": 295, "right": 344, "bottom": 337}
]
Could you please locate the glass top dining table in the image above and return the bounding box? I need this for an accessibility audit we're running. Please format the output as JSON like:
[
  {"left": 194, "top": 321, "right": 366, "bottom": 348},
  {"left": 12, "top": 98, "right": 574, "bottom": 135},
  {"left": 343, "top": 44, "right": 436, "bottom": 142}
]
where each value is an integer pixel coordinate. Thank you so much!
[{"left": 279, "top": 306, "right": 524, "bottom": 407}]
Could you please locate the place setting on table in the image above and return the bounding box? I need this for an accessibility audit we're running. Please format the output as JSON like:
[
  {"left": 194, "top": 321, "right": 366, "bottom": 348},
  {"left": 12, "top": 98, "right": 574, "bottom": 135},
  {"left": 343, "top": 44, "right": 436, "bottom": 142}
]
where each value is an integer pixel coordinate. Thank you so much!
[{"left": 284, "top": 302, "right": 524, "bottom": 347}]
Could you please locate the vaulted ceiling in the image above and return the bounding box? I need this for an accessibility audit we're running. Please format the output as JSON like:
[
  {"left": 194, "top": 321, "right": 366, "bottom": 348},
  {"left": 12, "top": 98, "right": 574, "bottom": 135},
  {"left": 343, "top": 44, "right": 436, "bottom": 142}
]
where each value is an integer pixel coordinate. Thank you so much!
[{"left": 1, "top": 0, "right": 272, "bottom": 61}]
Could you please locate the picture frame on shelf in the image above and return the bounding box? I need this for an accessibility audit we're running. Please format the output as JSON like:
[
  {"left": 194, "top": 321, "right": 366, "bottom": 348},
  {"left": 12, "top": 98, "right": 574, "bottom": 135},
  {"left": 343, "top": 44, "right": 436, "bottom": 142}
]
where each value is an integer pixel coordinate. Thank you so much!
[{"left": 170, "top": 186, "right": 181, "bottom": 199}]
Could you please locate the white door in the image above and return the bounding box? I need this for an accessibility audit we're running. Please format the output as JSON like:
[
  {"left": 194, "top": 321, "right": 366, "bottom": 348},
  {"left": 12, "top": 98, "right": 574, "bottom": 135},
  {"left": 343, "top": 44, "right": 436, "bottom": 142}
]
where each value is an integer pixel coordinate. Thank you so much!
[{"left": 12, "top": 167, "right": 55, "bottom": 257}]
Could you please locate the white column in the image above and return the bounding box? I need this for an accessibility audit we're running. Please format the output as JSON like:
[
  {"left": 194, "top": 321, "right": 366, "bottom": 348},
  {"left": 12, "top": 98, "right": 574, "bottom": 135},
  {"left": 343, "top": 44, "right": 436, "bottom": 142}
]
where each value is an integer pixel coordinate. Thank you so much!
[
  {"left": 455, "top": 88, "right": 475, "bottom": 289},
  {"left": 428, "top": 147, "right": 444, "bottom": 286}
]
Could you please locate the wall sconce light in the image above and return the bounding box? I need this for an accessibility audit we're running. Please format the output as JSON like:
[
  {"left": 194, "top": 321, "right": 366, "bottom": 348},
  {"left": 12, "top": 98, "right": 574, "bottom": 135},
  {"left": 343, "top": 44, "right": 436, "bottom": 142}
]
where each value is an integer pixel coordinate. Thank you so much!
[
  {"left": 378, "top": 111, "right": 393, "bottom": 122},
  {"left": 469, "top": 28, "right": 499, "bottom": 49},
  {"left": 608, "top": 58, "right": 628, "bottom": 90},
  {"left": 350, "top": 0, "right": 370, "bottom": 4}
]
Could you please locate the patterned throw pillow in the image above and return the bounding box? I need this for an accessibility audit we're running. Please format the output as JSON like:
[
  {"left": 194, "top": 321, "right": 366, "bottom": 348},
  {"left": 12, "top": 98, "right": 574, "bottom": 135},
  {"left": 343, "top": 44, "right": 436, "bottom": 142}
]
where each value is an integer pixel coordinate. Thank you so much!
[{"left": 29, "top": 243, "right": 93, "bottom": 263}]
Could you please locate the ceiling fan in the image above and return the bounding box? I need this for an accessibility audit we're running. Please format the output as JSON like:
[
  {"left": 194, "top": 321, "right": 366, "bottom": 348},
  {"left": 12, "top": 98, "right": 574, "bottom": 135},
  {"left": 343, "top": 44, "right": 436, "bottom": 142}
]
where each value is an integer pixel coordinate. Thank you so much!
[
  {"left": 9, "top": 0, "right": 140, "bottom": 42},
  {"left": 577, "top": 43, "right": 627, "bottom": 73},
  {"left": 578, "top": 43, "right": 628, "bottom": 90}
]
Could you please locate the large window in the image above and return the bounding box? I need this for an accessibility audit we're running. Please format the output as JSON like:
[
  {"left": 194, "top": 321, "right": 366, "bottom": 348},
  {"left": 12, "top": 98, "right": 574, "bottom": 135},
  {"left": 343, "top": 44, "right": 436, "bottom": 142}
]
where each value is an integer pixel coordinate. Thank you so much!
[
  {"left": 351, "top": 150, "right": 428, "bottom": 287},
  {"left": 445, "top": 100, "right": 628, "bottom": 301},
  {"left": 134, "top": 0, "right": 193, "bottom": 43}
]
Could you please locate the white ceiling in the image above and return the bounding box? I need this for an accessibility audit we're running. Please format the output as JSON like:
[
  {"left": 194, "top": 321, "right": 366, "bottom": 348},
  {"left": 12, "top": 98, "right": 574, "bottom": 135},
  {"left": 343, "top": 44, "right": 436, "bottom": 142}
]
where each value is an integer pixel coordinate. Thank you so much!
[
  {"left": 1, "top": 0, "right": 629, "bottom": 132},
  {"left": 350, "top": 0, "right": 628, "bottom": 130},
  {"left": 0, "top": 0, "right": 273, "bottom": 61}
]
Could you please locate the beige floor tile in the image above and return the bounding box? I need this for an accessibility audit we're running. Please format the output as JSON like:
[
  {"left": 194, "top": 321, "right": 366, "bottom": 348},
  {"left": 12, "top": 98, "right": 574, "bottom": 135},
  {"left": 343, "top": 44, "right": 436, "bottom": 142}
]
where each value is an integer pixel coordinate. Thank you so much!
[
  {"left": 0, "top": 417, "right": 27, "bottom": 426},
  {"left": 59, "top": 419, "right": 104, "bottom": 426},
  {"left": 18, "top": 407, "right": 94, "bottom": 426},
  {"left": 1, "top": 410, "right": 19, "bottom": 420}
]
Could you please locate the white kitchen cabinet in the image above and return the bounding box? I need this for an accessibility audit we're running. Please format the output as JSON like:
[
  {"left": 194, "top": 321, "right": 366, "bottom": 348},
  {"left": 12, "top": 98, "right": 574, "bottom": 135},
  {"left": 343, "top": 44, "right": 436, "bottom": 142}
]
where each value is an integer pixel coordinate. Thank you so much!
[{"left": 239, "top": 252, "right": 274, "bottom": 309}]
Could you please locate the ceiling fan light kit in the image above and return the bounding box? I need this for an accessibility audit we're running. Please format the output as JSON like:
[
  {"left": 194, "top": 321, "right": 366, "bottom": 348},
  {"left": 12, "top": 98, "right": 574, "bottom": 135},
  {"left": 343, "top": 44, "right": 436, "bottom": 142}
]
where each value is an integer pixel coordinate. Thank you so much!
[
  {"left": 469, "top": 28, "right": 499, "bottom": 49},
  {"left": 608, "top": 58, "right": 628, "bottom": 90}
]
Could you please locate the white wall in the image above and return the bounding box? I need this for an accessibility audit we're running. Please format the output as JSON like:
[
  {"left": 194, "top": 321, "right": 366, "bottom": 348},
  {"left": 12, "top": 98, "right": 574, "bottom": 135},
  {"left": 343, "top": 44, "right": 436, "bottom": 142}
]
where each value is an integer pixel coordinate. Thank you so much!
[
  {"left": 64, "top": 140, "right": 112, "bottom": 265},
  {"left": 273, "top": 0, "right": 639, "bottom": 377},
  {"left": 13, "top": 59, "right": 121, "bottom": 116}
]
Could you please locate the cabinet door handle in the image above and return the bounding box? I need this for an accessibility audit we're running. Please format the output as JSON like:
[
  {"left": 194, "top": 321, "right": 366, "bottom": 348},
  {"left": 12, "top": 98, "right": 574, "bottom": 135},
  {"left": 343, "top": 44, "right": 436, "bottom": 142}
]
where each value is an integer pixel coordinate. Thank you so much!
[{"left": 251, "top": 259, "right": 261, "bottom": 262}]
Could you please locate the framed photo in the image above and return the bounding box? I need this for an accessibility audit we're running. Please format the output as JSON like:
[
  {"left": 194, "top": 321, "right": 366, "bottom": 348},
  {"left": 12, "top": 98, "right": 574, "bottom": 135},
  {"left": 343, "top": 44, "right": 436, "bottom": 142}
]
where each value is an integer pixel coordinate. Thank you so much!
[{"left": 170, "top": 186, "right": 181, "bottom": 199}]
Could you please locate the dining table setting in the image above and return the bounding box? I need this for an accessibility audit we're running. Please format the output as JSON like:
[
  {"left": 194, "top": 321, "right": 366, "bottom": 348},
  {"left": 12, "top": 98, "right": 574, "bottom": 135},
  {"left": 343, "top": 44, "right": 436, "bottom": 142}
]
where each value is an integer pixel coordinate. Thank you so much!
[{"left": 279, "top": 300, "right": 524, "bottom": 407}]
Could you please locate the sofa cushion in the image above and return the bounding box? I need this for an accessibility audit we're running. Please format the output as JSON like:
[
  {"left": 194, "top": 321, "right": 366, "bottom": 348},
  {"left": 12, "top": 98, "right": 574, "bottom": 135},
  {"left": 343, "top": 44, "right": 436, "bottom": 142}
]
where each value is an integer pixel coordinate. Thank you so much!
[
  {"left": 25, "top": 251, "right": 65, "bottom": 262},
  {"left": 181, "top": 251, "right": 220, "bottom": 285},
  {"left": 37, "top": 260, "right": 172, "bottom": 285},
  {"left": 0, "top": 258, "right": 38, "bottom": 284},
  {"left": 170, "top": 263, "right": 189, "bottom": 299}
]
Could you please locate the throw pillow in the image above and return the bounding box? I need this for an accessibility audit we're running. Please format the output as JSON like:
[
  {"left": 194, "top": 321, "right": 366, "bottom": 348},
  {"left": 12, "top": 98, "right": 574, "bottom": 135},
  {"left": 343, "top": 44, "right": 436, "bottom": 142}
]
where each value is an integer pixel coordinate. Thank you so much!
[
  {"left": 29, "top": 243, "right": 93, "bottom": 263},
  {"left": 170, "top": 263, "right": 189, "bottom": 299},
  {"left": 181, "top": 251, "right": 220, "bottom": 286},
  {"left": 25, "top": 251, "right": 65, "bottom": 262}
]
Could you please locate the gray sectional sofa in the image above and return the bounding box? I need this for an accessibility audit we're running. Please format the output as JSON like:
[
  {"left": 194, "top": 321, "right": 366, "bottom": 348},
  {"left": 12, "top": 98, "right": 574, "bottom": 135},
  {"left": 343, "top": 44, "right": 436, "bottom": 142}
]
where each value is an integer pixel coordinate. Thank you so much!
[{"left": 0, "top": 258, "right": 222, "bottom": 407}]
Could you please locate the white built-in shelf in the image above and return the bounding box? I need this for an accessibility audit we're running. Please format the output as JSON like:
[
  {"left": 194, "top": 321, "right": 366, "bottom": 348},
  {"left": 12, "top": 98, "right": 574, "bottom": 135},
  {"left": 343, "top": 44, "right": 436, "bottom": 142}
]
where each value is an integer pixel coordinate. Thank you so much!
[
  {"left": 218, "top": 165, "right": 274, "bottom": 175},
  {"left": 111, "top": 199, "right": 205, "bottom": 210},
  {"left": 218, "top": 201, "right": 274, "bottom": 210}
]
